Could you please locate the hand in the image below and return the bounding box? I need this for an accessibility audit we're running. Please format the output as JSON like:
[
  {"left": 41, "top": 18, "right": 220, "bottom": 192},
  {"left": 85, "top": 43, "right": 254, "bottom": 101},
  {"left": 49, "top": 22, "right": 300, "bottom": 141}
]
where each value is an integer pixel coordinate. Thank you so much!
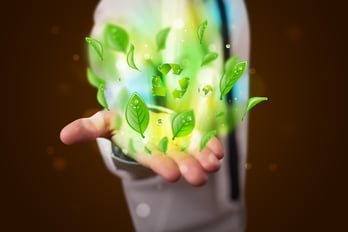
[{"left": 60, "top": 110, "right": 224, "bottom": 186}]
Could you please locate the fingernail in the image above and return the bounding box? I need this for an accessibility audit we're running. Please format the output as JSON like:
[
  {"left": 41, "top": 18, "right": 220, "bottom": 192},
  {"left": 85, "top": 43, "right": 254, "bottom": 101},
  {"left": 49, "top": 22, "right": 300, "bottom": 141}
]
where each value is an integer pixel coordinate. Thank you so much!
[{"left": 208, "top": 153, "right": 219, "bottom": 165}]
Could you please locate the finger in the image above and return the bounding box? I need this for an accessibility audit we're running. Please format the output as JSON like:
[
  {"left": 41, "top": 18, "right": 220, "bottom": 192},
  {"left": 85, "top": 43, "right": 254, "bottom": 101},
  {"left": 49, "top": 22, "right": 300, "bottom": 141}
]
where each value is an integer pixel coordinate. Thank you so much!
[
  {"left": 60, "top": 110, "right": 115, "bottom": 145},
  {"left": 205, "top": 137, "right": 224, "bottom": 160},
  {"left": 136, "top": 151, "right": 180, "bottom": 183},
  {"left": 192, "top": 147, "right": 221, "bottom": 173},
  {"left": 187, "top": 132, "right": 224, "bottom": 160},
  {"left": 169, "top": 152, "right": 207, "bottom": 186}
]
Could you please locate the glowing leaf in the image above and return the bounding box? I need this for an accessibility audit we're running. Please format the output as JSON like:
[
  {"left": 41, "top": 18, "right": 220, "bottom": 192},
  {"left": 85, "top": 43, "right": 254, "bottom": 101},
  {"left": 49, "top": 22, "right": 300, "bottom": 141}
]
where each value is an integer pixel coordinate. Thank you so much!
[
  {"left": 200, "top": 130, "right": 217, "bottom": 151},
  {"left": 216, "top": 111, "right": 225, "bottom": 117},
  {"left": 156, "top": 27, "right": 171, "bottom": 50},
  {"left": 198, "top": 20, "right": 208, "bottom": 44},
  {"left": 152, "top": 76, "right": 166, "bottom": 96},
  {"left": 180, "top": 144, "right": 188, "bottom": 152},
  {"left": 173, "top": 77, "right": 190, "bottom": 99},
  {"left": 114, "top": 114, "right": 122, "bottom": 130},
  {"left": 85, "top": 37, "right": 103, "bottom": 61},
  {"left": 158, "top": 136, "right": 169, "bottom": 154},
  {"left": 128, "top": 139, "right": 136, "bottom": 155},
  {"left": 172, "top": 89, "right": 185, "bottom": 99},
  {"left": 115, "top": 87, "right": 130, "bottom": 110},
  {"left": 242, "top": 97, "right": 268, "bottom": 120},
  {"left": 158, "top": 63, "right": 182, "bottom": 75},
  {"left": 152, "top": 76, "right": 162, "bottom": 86},
  {"left": 201, "top": 52, "right": 218, "bottom": 66},
  {"left": 220, "top": 61, "right": 247, "bottom": 100},
  {"left": 125, "top": 93, "right": 149, "bottom": 138},
  {"left": 86, "top": 68, "right": 104, "bottom": 88},
  {"left": 152, "top": 87, "right": 166, "bottom": 96},
  {"left": 127, "top": 44, "right": 139, "bottom": 71},
  {"left": 158, "top": 63, "right": 171, "bottom": 75},
  {"left": 178, "top": 77, "right": 190, "bottom": 90},
  {"left": 97, "top": 83, "right": 109, "bottom": 110},
  {"left": 199, "top": 85, "right": 213, "bottom": 96},
  {"left": 172, "top": 110, "right": 195, "bottom": 140},
  {"left": 104, "top": 24, "right": 129, "bottom": 52},
  {"left": 170, "top": 64, "right": 183, "bottom": 75},
  {"left": 144, "top": 146, "right": 152, "bottom": 155},
  {"left": 225, "top": 55, "right": 239, "bottom": 74}
]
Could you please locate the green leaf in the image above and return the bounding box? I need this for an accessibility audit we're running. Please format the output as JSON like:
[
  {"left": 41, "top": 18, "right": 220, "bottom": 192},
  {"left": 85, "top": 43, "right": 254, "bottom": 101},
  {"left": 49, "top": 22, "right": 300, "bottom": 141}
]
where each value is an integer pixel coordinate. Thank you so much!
[
  {"left": 171, "top": 110, "right": 195, "bottom": 140},
  {"left": 216, "top": 111, "right": 225, "bottom": 117},
  {"left": 152, "top": 75, "right": 162, "bottom": 86},
  {"left": 198, "top": 20, "right": 208, "bottom": 44},
  {"left": 116, "top": 87, "right": 130, "bottom": 110},
  {"left": 125, "top": 93, "right": 149, "bottom": 138},
  {"left": 113, "top": 114, "right": 122, "bottom": 130},
  {"left": 199, "top": 85, "right": 213, "bottom": 96},
  {"left": 104, "top": 23, "right": 129, "bottom": 52},
  {"left": 173, "top": 77, "right": 190, "bottom": 99},
  {"left": 172, "top": 89, "right": 185, "bottom": 99},
  {"left": 97, "top": 83, "right": 109, "bottom": 110},
  {"left": 225, "top": 55, "right": 239, "bottom": 74},
  {"left": 201, "top": 52, "right": 218, "bottom": 66},
  {"left": 158, "top": 63, "right": 171, "bottom": 75},
  {"left": 178, "top": 77, "right": 190, "bottom": 90},
  {"left": 200, "top": 130, "right": 217, "bottom": 151},
  {"left": 220, "top": 61, "right": 247, "bottom": 100},
  {"left": 86, "top": 68, "right": 104, "bottom": 88},
  {"left": 158, "top": 63, "right": 182, "bottom": 75},
  {"left": 152, "top": 87, "right": 166, "bottom": 96},
  {"left": 128, "top": 139, "right": 137, "bottom": 155},
  {"left": 152, "top": 76, "right": 166, "bottom": 96},
  {"left": 180, "top": 144, "right": 188, "bottom": 152},
  {"left": 156, "top": 27, "right": 171, "bottom": 50},
  {"left": 170, "top": 64, "right": 183, "bottom": 75},
  {"left": 127, "top": 44, "right": 139, "bottom": 70},
  {"left": 85, "top": 37, "right": 103, "bottom": 61},
  {"left": 144, "top": 146, "right": 152, "bottom": 155},
  {"left": 158, "top": 136, "right": 169, "bottom": 154},
  {"left": 242, "top": 97, "right": 268, "bottom": 120}
]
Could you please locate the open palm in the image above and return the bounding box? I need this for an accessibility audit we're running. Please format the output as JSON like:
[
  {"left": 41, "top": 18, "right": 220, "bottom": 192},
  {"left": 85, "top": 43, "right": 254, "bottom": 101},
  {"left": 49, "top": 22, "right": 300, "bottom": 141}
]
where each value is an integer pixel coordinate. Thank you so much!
[{"left": 60, "top": 110, "right": 224, "bottom": 186}]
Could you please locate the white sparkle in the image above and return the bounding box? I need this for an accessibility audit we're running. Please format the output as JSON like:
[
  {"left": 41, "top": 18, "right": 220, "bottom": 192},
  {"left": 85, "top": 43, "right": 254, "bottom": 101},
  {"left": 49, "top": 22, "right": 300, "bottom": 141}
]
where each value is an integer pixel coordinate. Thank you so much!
[
  {"left": 173, "top": 18, "right": 185, "bottom": 29},
  {"left": 116, "top": 60, "right": 128, "bottom": 71}
]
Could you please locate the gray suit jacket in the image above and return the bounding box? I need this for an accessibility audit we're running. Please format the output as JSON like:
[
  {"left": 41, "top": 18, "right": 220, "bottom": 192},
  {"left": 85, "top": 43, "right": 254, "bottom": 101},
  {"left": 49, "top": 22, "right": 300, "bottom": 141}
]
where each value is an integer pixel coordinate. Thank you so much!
[{"left": 94, "top": 0, "right": 250, "bottom": 231}]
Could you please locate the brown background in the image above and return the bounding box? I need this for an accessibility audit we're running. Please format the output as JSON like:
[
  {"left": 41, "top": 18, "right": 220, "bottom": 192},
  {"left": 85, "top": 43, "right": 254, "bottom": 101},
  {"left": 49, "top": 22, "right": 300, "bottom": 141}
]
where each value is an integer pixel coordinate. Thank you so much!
[{"left": 2, "top": 0, "right": 347, "bottom": 231}]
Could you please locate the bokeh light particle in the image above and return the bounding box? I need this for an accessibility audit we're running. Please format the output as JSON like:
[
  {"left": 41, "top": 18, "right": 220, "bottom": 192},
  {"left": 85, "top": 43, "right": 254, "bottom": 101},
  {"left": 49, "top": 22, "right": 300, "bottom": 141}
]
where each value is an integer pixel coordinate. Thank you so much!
[{"left": 52, "top": 157, "right": 67, "bottom": 171}]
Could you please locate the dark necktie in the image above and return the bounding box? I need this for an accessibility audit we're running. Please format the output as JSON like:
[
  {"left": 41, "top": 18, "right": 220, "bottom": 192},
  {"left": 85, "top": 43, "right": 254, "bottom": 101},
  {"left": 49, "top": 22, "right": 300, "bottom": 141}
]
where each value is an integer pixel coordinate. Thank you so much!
[{"left": 216, "top": 0, "right": 240, "bottom": 201}]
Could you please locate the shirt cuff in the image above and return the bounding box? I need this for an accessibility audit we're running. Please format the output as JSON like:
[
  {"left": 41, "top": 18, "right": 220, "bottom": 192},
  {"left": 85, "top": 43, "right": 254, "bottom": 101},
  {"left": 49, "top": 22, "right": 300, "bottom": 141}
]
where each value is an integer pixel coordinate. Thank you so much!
[{"left": 96, "top": 138, "right": 156, "bottom": 180}]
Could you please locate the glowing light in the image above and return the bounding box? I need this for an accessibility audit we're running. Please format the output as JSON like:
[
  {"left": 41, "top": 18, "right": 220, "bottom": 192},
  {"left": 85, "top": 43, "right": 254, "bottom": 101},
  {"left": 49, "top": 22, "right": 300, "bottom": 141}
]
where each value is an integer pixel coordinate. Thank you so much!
[
  {"left": 173, "top": 18, "right": 184, "bottom": 29},
  {"left": 143, "top": 53, "right": 151, "bottom": 60},
  {"left": 209, "top": 44, "right": 218, "bottom": 51},
  {"left": 85, "top": 10, "right": 267, "bottom": 159},
  {"left": 52, "top": 157, "right": 67, "bottom": 171},
  {"left": 269, "top": 163, "right": 279, "bottom": 173},
  {"left": 116, "top": 59, "right": 128, "bottom": 71},
  {"left": 286, "top": 25, "right": 303, "bottom": 41},
  {"left": 50, "top": 25, "right": 60, "bottom": 35},
  {"left": 249, "top": 67, "right": 256, "bottom": 75},
  {"left": 72, "top": 54, "right": 80, "bottom": 61},
  {"left": 245, "top": 162, "right": 252, "bottom": 170},
  {"left": 57, "top": 81, "right": 71, "bottom": 96}
]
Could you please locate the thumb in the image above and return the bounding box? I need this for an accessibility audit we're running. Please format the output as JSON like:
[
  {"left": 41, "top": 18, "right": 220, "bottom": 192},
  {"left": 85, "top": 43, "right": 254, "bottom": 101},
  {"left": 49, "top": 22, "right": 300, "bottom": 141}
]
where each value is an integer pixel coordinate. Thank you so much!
[{"left": 60, "top": 110, "right": 115, "bottom": 145}]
